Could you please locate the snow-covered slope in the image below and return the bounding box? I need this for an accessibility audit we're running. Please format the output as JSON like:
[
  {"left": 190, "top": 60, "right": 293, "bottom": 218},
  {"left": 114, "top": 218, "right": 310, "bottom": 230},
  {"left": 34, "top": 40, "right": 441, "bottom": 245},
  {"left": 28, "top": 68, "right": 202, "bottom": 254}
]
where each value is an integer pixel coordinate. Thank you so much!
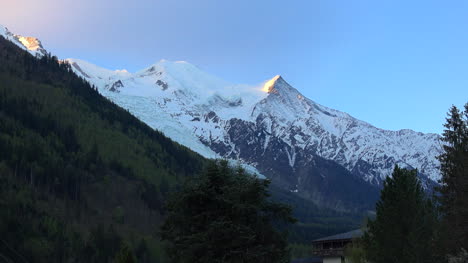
[
  {"left": 0, "top": 25, "right": 47, "bottom": 57},
  {"left": 64, "top": 58, "right": 266, "bottom": 175},
  {"left": 65, "top": 58, "right": 441, "bottom": 185}
]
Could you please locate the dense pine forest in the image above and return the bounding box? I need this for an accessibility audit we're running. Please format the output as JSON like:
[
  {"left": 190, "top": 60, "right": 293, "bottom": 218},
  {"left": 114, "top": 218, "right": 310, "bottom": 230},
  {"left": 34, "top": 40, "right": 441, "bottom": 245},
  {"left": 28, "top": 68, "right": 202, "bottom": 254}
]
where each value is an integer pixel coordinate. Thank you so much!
[{"left": 0, "top": 36, "right": 364, "bottom": 262}]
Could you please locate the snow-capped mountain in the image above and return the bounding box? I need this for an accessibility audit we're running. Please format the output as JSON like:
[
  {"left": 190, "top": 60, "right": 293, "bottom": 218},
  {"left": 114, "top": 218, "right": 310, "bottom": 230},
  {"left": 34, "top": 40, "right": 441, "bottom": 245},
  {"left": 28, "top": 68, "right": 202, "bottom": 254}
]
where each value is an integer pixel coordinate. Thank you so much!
[
  {"left": 0, "top": 25, "right": 47, "bottom": 57},
  {"left": 65, "top": 58, "right": 441, "bottom": 181},
  {"left": 1, "top": 24, "right": 442, "bottom": 210},
  {"left": 64, "top": 58, "right": 441, "bottom": 209}
]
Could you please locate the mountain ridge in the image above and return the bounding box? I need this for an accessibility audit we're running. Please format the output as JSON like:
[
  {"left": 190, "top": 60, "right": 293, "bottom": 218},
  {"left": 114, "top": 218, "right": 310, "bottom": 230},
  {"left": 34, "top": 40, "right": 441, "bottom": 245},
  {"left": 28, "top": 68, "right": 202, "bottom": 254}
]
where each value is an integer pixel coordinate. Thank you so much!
[
  {"left": 1, "top": 24, "right": 442, "bottom": 210},
  {"left": 68, "top": 58, "right": 440, "bottom": 210}
]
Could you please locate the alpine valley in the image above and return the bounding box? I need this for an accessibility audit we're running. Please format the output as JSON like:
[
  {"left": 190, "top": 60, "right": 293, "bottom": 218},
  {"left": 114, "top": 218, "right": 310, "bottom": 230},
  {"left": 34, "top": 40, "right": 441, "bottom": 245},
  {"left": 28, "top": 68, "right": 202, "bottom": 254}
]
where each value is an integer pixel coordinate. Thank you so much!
[{"left": 0, "top": 25, "right": 442, "bottom": 212}]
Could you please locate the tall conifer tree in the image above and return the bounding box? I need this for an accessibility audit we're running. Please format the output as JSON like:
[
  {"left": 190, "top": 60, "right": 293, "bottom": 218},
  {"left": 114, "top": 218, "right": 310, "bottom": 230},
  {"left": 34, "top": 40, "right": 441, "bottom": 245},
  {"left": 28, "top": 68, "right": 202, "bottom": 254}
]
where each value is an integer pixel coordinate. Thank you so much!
[
  {"left": 437, "top": 103, "right": 468, "bottom": 253},
  {"left": 160, "top": 160, "right": 296, "bottom": 263},
  {"left": 362, "top": 166, "right": 437, "bottom": 263}
]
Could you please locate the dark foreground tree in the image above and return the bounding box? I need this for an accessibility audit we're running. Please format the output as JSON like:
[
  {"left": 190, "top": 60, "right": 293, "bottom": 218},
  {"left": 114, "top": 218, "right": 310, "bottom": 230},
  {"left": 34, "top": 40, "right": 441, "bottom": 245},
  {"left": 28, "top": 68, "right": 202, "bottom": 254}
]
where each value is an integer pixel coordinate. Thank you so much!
[
  {"left": 114, "top": 243, "right": 137, "bottom": 263},
  {"left": 437, "top": 103, "right": 468, "bottom": 254},
  {"left": 362, "top": 166, "right": 437, "bottom": 263},
  {"left": 160, "top": 160, "right": 296, "bottom": 263}
]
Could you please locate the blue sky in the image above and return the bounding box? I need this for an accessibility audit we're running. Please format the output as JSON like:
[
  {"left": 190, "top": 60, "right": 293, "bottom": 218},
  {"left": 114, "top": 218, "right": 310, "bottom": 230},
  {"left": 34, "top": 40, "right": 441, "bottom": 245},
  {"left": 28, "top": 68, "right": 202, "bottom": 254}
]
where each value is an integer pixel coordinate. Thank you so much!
[{"left": 2, "top": 0, "right": 467, "bottom": 134}]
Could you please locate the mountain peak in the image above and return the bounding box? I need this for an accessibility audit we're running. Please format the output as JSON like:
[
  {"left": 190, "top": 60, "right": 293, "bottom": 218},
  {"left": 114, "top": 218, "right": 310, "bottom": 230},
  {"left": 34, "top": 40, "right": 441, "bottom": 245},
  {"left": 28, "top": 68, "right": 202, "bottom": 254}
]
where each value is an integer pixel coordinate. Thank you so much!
[
  {"left": 262, "top": 75, "right": 282, "bottom": 93},
  {"left": 17, "top": 36, "right": 44, "bottom": 52},
  {"left": 0, "top": 24, "right": 47, "bottom": 57},
  {"left": 152, "top": 59, "right": 193, "bottom": 68},
  {"left": 141, "top": 59, "right": 199, "bottom": 75},
  {"left": 261, "top": 75, "right": 300, "bottom": 98}
]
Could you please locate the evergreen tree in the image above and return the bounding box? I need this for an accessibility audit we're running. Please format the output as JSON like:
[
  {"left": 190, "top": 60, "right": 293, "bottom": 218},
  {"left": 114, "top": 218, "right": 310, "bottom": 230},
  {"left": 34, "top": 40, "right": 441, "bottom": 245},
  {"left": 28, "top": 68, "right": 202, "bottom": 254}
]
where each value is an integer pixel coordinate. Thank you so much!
[
  {"left": 437, "top": 103, "right": 468, "bottom": 253},
  {"left": 362, "top": 166, "right": 437, "bottom": 263},
  {"left": 114, "top": 243, "right": 137, "bottom": 263},
  {"left": 344, "top": 239, "right": 367, "bottom": 263},
  {"left": 160, "top": 160, "right": 296, "bottom": 263}
]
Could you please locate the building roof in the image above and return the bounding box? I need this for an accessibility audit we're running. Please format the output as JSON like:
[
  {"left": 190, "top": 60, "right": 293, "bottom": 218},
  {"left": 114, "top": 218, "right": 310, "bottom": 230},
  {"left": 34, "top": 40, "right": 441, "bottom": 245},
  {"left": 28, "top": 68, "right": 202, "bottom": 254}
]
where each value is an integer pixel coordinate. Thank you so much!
[
  {"left": 312, "top": 229, "right": 363, "bottom": 242},
  {"left": 291, "top": 257, "right": 322, "bottom": 263}
]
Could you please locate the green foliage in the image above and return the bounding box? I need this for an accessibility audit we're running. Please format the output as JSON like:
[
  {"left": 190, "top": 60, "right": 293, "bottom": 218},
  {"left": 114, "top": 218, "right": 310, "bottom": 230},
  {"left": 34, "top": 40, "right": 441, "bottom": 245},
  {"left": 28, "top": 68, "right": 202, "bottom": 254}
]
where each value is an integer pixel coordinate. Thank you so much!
[
  {"left": 113, "top": 206, "right": 125, "bottom": 224},
  {"left": 114, "top": 243, "right": 137, "bottom": 263},
  {"left": 161, "top": 160, "right": 296, "bottom": 263},
  {"left": 289, "top": 243, "right": 312, "bottom": 259},
  {"left": 344, "top": 239, "right": 367, "bottom": 263},
  {"left": 362, "top": 166, "right": 438, "bottom": 263},
  {"left": 436, "top": 103, "right": 468, "bottom": 253},
  {"left": 448, "top": 249, "right": 468, "bottom": 263}
]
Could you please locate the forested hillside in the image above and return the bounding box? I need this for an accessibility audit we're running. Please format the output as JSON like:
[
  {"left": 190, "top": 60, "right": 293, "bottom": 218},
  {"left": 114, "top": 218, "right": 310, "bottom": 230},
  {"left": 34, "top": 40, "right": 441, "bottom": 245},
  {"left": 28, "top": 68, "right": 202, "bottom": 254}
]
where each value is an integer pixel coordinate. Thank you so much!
[{"left": 0, "top": 35, "right": 208, "bottom": 262}]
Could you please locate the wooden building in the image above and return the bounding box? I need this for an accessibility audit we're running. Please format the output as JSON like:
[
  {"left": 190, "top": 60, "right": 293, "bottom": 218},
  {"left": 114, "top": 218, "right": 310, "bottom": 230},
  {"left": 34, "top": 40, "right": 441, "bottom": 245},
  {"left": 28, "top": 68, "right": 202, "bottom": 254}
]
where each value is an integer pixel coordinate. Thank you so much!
[{"left": 311, "top": 229, "right": 363, "bottom": 263}]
